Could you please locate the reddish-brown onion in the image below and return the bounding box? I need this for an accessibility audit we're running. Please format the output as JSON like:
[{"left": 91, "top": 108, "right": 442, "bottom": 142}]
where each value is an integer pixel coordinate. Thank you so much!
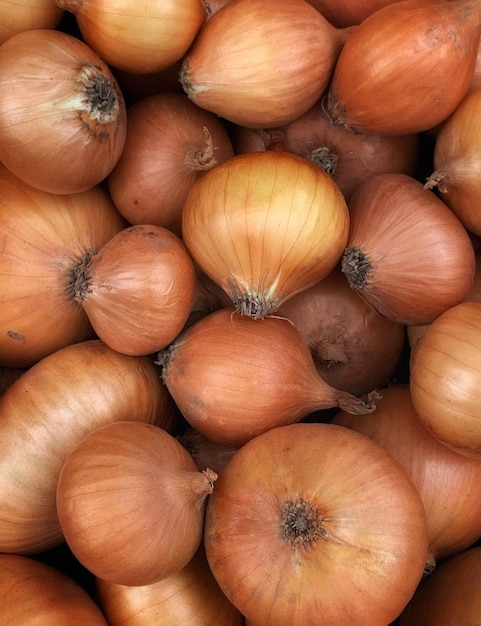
[
  {"left": 96, "top": 544, "right": 243, "bottom": 626},
  {"left": 0, "top": 163, "right": 126, "bottom": 368},
  {"left": 341, "top": 173, "right": 475, "bottom": 325},
  {"left": 0, "top": 29, "right": 126, "bottom": 194},
  {"left": 158, "top": 307, "right": 378, "bottom": 447},
  {"left": 108, "top": 93, "right": 234, "bottom": 235},
  {"left": 205, "top": 422, "right": 429, "bottom": 626},
  {"left": 0, "top": 0, "right": 64, "bottom": 43},
  {"left": 75, "top": 225, "right": 197, "bottom": 356},
  {"left": 0, "top": 554, "right": 108, "bottom": 625},
  {"left": 180, "top": 0, "right": 352, "bottom": 128},
  {"left": 0, "top": 339, "right": 177, "bottom": 555},
  {"left": 333, "top": 385, "right": 481, "bottom": 565},
  {"left": 57, "top": 421, "right": 217, "bottom": 586},
  {"left": 327, "top": 0, "right": 481, "bottom": 135}
]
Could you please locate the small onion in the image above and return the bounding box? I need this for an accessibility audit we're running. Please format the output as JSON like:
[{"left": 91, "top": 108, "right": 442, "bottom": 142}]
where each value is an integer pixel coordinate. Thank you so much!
[
  {"left": 158, "top": 307, "right": 378, "bottom": 447},
  {"left": 0, "top": 0, "right": 64, "bottom": 43},
  {"left": 0, "top": 29, "right": 126, "bottom": 194},
  {"left": 340, "top": 173, "right": 475, "bottom": 325},
  {"left": 326, "top": 0, "right": 481, "bottom": 135},
  {"left": 182, "top": 151, "right": 350, "bottom": 319},
  {"left": 57, "top": 420, "right": 217, "bottom": 586},
  {"left": 180, "top": 0, "right": 352, "bottom": 128}
]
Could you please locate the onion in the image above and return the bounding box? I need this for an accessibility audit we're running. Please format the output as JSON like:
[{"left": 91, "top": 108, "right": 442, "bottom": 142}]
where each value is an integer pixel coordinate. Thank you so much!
[
  {"left": 0, "top": 29, "right": 126, "bottom": 194},
  {"left": 96, "top": 544, "right": 243, "bottom": 625},
  {"left": 179, "top": 428, "right": 239, "bottom": 476},
  {"left": 277, "top": 266, "right": 406, "bottom": 396},
  {"left": 0, "top": 0, "right": 64, "bottom": 43},
  {"left": 0, "top": 554, "right": 108, "bottom": 625},
  {"left": 74, "top": 225, "right": 197, "bottom": 357},
  {"left": 326, "top": 0, "right": 481, "bottom": 135},
  {"left": 410, "top": 301, "right": 481, "bottom": 459},
  {"left": 0, "top": 339, "right": 177, "bottom": 555},
  {"left": 205, "top": 422, "right": 429, "bottom": 625},
  {"left": 231, "top": 98, "right": 420, "bottom": 201},
  {"left": 425, "top": 88, "right": 481, "bottom": 236},
  {"left": 332, "top": 385, "right": 481, "bottom": 565},
  {"left": 399, "top": 546, "right": 481, "bottom": 625},
  {"left": 340, "top": 173, "right": 476, "bottom": 325},
  {"left": 54, "top": 0, "right": 206, "bottom": 74},
  {"left": 0, "top": 164, "right": 126, "bottom": 368},
  {"left": 57, "top": 420, "right": 217, "bottom": 586},
  {"left": 179, "top": 0, "right": 352, "bottom": 128},
  {"left": 182, "top": 151, "right": 350, "bottom": 319},
  {"left": 108, "top": 93, "right": 234, "bottom": 235},
  {"left": 158, "top": 307, "right": 379, "bottom": 447}
]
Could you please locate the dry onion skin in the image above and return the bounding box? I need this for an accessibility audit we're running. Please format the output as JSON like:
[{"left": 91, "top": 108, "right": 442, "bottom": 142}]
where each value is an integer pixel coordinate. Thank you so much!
[
  {"left": 180, "top": 0, "right": 352, "bottom": 128},
  {"left": 205, "top": 422, "right": 428, "bottom": 626},
  {"left": 182, "top": 151, "right": 349, "bottom": 319},
  {"left": 410, "top": 301, "right": 481, "bottom": 459},
  {"left": 326, "top": 0, "right": 481, "bottom": 135},
  {"left": 0, "top": 0, "right": 64, "bottom": 43},
  {"left": 0, "top": 29, "right": 127, "bottom": 195},
  {"left": 54, "top": 0, "right": 206, "bottom": 74}
]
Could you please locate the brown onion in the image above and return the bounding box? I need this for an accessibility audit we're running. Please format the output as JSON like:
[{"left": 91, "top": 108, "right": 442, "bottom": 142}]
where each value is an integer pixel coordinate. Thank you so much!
[
  {"left": 0, "top": 164, "right": 126, "bottom": 368},
  {"left": 326, "top": 0, "right": 481, "bottom": 135},
  {"left": 74, "top": 225, "right": 197, "bottom": 357},
  {"left": 57, "top": 420, "right": 217, "bottom": 586},
  {"left": 0, "top": 0, "right": 64, "bottom": 43},
  {"left": 0, "top": 339, "right": 177, "bottom": 554},
  {"left": 205, "top": 422, "right": 429, "bottom": 625},
  {"left": 0, "top": 29, "right": 126, "bottom": 194},
  {"left": 179, "top": 428, "right": 239, "bottom": 476},
  {"left": 180, "top": 0, "right": 352, "bottom": 128},
  {"left": 341, "top": 173, "right": 475, "bottom": 325},
  {"left": 96, "top": 544, "right": 243, "bottom": 625},
  {"left": 182, "top": 151, "right": 350, "bottom": 319},
  {"left": 158, "top": 307, "right": 378, "bottom": 447},
  {"left": 333, "top": 385, "right": 481, "bottom": 565},
  {"left": 108, "top": 93, "right": 234, "bottom": 235},
  {"left": 54, "top": 0, "right": 206, "bottom": 74}
]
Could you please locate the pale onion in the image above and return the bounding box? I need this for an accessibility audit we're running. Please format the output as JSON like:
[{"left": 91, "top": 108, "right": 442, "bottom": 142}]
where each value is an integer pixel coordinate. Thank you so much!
[
  {"left": 57, "top": 421, "right": 217, "bottom": 586},
  {"left": 341, "top": 173, "right": 475, "bottom": 325},
  {"left": 182, "top": 151, "right": 350, "bottom": 319},
  {"left": 96, "top": 544, "right": 243, "bottom": 626},
  {"left": 108, "top": 93, "right": 234, "bottom": 235},
  {"left": 333, "top": 385, "right": 481, "bottom": 565},
  {"left": 0, "top": 29, "right": 126, "bottom": 194},
  {"left": 0, "top": 554, "right": 108, "bottom": 625},
  {"left": 410, "top": 301, "right": 481, "bottom": 459},
  {"left": 0, "top": 163, "right": 126, "bottom": 368},
  {"left": 74, "top": 225, "right": 197, "bottom": 357},
  {"left": 54, "top": 0, "right": 206, "bottom": 74},
  {"left": 0, "top": 339, "right": 178, "bottom": 555},
  {"left": 205, "top": 422, "right": 428, "bottom": 626},
  {"left": 326, "top": 0, "right": 481, "bottom": 135},
  {"left": 180, "top": 0, "right": 352, "bottom": 128},
  {"left": 425, "top": 88, "right": 481, "bottom": 236},
  {"left": 0, "top": 0, "right": 64, "bottom": 43},
  {"left": 158, "top": 307, "right": 379, "bottom": 447},
  {"left": 277, "top": 266, "right": 406, "bottom": 396},
  {"left": 231, "top": 98, "right": 419, "bottom": 200}
]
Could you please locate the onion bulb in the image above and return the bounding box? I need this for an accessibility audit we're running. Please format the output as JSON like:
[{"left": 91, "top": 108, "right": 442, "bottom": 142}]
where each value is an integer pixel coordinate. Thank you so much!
[
  {"left": 57, "top": 420, "right": 217, "bottom": 586},
  {"left": 182, "top": 151, "right": 349, "bottom": 319},
  {"left": 0, "top": 0, "right": 64, "bottom": 43}
]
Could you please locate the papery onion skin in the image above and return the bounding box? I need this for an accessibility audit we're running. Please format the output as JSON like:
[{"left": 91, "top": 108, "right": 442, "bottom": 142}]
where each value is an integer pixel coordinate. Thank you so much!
[
  {"left": 56, "top": 421, "right": 217, "bottom": 587},
  {"left": 180, "top": 0, "right": 351, "bottom": 128},
  {"left": 0, "top": 164, "right": 127, "bottom": 368},
  {"left": 205, "top": 422, "right": 428, "bottom": 626},
  {"left": 0, "top": 29, "right": 127, "bottom": 194},
  {"left": 410, "top": 301, "right": 481, "bottom": 459},
  {"left": 182, "top": 151, "right": 350, "bottom": 319},
  {"left": 0, "top": 0, "right": 64, "bottom": 43},
  {"left": 54, "top": 0, "right": 206, "bottom": 74},
  {"left": 341, "top": 173, "right": 476, "bottom": 325},
  {"left": 0, "top": 554, "right": 108, "bottom": 625},
  {"left": 326, "top": 0, "right": 481, "bottom": 135},
  {"left": 0, "top": 339, "right": 177, "bottom": 555}
]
